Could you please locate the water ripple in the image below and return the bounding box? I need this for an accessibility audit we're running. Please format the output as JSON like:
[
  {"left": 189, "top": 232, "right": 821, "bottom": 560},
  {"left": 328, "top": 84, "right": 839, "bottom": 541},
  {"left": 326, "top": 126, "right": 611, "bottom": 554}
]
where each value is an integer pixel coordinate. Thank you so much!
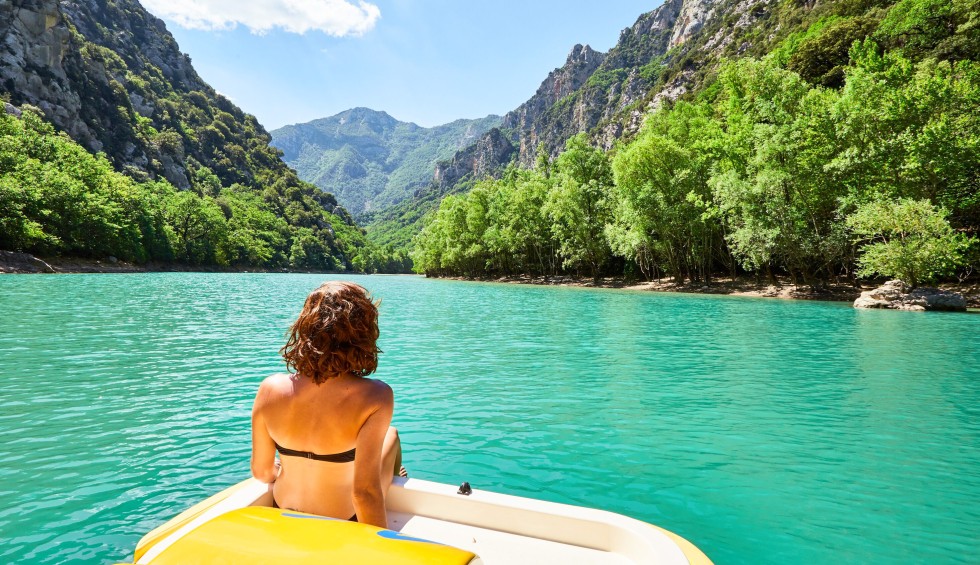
[{"left": 0, "top": 274, "right": 979, "bottom": 563}]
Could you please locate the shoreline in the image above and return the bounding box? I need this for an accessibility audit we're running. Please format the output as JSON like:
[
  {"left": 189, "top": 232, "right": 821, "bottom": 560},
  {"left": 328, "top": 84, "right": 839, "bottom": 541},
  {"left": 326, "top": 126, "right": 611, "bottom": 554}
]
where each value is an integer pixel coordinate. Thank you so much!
[
  {"left": 438, "top": 273, "right": 980, "bottom": 309},
  {"left": 0, "top": 250, "right": 342, "bottom": 276},
  {"left": 4, "top": 251, "right": 978, "bottom": 308}
]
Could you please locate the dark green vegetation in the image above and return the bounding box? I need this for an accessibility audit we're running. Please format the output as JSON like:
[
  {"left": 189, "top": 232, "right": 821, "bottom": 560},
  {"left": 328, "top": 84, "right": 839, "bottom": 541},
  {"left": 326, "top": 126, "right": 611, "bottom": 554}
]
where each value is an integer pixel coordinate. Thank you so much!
[
  {"left": 0, "top": 107, "right": 368, "bottom": 268},
  {"left": 0, "top": 0, "right": 387, "bottom": 271},
  {"left": 413, "top": 0, "right": 980, "bottom": 287},
  {"left": 271, "top": 108, "right": 501, "bottom": 218}
]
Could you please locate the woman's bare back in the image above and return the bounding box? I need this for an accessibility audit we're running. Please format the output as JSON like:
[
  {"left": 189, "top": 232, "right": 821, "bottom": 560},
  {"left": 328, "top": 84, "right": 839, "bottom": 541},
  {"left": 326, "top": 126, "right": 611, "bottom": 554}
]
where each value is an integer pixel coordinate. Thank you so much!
[{"left": 252, "top": 372, "right": 394, "bottom": 521}]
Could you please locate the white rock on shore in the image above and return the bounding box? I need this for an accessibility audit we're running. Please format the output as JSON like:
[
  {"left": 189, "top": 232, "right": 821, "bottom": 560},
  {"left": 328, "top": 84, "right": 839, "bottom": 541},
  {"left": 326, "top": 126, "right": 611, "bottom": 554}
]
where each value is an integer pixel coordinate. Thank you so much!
[{"left": 853, "top": 280, "right": 967, "bottom": 312}]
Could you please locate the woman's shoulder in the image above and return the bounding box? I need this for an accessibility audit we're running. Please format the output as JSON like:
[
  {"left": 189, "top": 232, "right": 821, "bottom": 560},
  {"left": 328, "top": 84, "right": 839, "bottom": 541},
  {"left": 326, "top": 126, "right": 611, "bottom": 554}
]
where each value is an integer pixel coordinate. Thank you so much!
[
  {"left": 255, "top": 372, "right": 295, "bottom": 399},
  {"left": 355, "top": 377, "right": 393, "bottom": 405},
  {"left": 261, "top": 372, "right": 294, "bottom": 387}
]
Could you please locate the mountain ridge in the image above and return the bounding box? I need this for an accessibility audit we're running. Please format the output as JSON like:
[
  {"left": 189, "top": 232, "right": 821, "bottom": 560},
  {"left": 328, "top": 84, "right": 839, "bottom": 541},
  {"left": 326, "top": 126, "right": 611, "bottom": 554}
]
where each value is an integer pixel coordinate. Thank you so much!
[
  {"left": 270, "top": 107, "right": 501, "bottom": 218},
  {"left": 0, "top": 0, "right": 370, "bottom": 270}
]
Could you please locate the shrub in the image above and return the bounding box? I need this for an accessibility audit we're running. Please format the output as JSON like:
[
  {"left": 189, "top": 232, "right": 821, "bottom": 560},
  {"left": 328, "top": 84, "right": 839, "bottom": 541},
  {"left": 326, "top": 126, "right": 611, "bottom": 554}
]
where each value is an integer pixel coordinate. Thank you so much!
[{"left": 848, "top": 198, "right": 975, "bottom": 287}]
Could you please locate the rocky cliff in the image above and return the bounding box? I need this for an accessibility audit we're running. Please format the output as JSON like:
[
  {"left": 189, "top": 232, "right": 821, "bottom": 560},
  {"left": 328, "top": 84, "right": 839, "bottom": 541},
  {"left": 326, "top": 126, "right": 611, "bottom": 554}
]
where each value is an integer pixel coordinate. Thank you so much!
[
  {"left": 431, "top": 0, "right": 786, "bottom": 187},
  {"left": 0, "top": 0, "right": 342, "bottom": 214}
]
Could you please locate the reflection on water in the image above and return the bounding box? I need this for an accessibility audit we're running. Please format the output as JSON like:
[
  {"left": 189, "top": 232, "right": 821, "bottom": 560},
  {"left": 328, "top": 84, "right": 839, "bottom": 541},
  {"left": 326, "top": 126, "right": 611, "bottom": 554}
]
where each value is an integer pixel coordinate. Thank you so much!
[{"left": 0, "top": 274, "right": 978, "bottom": 564}]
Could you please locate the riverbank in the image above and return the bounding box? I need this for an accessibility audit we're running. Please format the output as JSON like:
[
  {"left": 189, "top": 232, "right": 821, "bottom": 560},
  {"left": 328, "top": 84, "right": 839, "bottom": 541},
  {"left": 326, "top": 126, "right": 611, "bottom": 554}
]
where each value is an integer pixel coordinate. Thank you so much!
[
  {"left": 6, "top": 251, "right": 978, "bottom": 308},
  {"left": 444, "top": 273, "right": 980, "bottom": 309},
  {"left": 0, "top": 251, "right": 335, "bottom": 275}
]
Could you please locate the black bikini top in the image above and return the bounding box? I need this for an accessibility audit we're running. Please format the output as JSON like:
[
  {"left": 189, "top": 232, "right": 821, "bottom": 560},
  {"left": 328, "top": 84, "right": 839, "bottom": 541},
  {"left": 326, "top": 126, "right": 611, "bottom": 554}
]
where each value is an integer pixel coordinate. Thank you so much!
[{"left": 274, "top": 441, "right": 356, "bottom": 463}]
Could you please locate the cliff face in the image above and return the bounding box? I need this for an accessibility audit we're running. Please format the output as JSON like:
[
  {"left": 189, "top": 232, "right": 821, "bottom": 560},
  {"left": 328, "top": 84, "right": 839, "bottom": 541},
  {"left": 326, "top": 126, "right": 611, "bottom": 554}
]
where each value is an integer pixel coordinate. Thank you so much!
[
  {"left": 271, "top": 108, "right": 501, "bottom": 217},
  {"left": 432, "top": 0, "right": 692, "bottom": 186},
  {"left": 0, "top": 0, "right": 328, "bottom": 204},
  {"left": 500, "top": 44, "right": 607, "bottom": 159},
  {"left": 432, "top": 127, "right": 516, "bottom": 190},
  {"left": 431, "top": 0, "right": 787, "bottom": 184},
  {"left": 1, "top": 1, "right": 84, "bottom": 144}
]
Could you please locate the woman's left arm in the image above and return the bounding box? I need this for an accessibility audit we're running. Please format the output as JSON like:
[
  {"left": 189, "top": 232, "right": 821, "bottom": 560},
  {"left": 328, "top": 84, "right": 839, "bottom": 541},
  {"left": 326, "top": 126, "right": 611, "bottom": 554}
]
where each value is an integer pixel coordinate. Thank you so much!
[{"left": 251, "top": 377, "right": 279, "bottom": 484}]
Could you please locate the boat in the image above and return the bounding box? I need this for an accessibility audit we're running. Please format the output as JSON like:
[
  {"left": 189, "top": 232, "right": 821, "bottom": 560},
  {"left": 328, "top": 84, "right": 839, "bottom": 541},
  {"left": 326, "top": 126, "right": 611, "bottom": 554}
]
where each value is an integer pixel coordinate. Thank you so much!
[{"left": 121, "top": 476, "right": 713, "bottom": 564}]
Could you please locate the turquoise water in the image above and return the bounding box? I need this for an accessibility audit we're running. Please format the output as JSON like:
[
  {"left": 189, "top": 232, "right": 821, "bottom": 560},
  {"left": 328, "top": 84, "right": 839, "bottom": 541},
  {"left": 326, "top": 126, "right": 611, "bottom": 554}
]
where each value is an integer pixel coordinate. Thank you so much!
[{"left": 1, "top": 274, "right": 978, "bottom": 564}]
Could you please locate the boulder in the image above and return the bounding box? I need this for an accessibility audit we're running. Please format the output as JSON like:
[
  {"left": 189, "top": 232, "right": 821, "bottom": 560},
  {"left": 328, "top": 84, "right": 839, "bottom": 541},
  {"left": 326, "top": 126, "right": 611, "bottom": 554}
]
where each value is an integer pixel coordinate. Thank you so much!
[
  {"left": 853, "top": 280, "right": 967, "bottom": 312},
  {"left": 0, "top": 250, "right": 56, "bottom": 273}
]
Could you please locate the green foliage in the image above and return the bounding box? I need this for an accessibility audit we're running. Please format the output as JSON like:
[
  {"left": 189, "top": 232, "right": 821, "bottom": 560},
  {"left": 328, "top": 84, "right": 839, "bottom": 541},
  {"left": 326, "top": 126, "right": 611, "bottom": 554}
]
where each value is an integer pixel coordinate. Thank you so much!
[
  {"left": 874, "top": 0, "right": 980, "bottom": 60},
  {"left": 787, "top": 17, "right": 880, "bottom": 87},
  {"left": 639, "top": 56, "right": 667, "bottom": 84},
  {"left": 544, "top": 134, "right": 615, "bottom": 278},
  {"left": 847, "top": 198, "right": 975, "bottom": 286},
  {"left": 411, "top": 166, "right": 559, "bottom": 277},
  {"left": 0, "top": 108, "right": 365, "bottom": 270},
  {"left": 770, "top": 16, "right": 844, "bottom": 67},
  {"left": 711, "top": 57, "right": 848, "bottom": 283},
  {"left": 410, "top": 13, "right": 980, "bottom": 287},
  {"left": 350, "top": 243, "right": 412, "bottom": 274},
  {"left": 216, "top": 187, "right": 289, "bottom": 266},
  {"left": 0, "top": 107, "right": 164, "bottom": 261},
  {"left": 877, "top": 0, "right": 953, "bottom": 56},
  {"left": 163, "top": 189, "right": 227, "bottom": 265},
  {"left": 586, "top": 68, "right": 629, "bottom": 91},
  {"left": 609, "top": 101, "right": 724, "bottom": 282}
]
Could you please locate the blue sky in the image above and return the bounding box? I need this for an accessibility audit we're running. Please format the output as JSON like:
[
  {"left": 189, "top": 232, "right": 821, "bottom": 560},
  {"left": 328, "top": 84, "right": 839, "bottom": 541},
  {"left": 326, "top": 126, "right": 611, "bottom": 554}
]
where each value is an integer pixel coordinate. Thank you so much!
[{"left": 141, "top": 1, "right": 658, "bottom": 130}]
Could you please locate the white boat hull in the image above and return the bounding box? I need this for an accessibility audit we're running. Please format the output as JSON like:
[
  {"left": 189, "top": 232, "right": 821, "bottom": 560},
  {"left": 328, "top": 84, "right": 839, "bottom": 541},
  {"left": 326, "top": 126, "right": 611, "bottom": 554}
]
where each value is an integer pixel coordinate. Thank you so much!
[{"left": 130, "top": 477, "right": 712, "bottom": 564}]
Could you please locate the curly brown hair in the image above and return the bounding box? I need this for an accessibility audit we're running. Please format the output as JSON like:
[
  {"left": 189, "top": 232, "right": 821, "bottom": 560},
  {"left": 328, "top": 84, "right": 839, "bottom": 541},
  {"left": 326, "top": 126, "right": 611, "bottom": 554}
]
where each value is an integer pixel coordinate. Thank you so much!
[{"left": 280, "top": 281, "right": 381, "bottom": 384}]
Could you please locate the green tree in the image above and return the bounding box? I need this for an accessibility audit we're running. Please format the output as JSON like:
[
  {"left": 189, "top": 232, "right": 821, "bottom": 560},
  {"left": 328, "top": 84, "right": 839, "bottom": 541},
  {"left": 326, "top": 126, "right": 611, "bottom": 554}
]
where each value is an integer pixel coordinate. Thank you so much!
[
  {"left": 609, "top": 101, "right": 724, "bottom": 282},
  {"left": 847, "top": 198, "right": 975, "bottom": 287},
  {"left": 217, "top": 187, "right": 290, "bottom": 267},
  {"left": 163, "top": 190, "right": 228, "bottom": 264},
  {"left": 711, "top": 58, "right": 846, "bottom": 285},
  {"left": 832, "top": 42, "right": 980, "bottom": 232},
  {"left": 544, "top": 134, "right": 614, "bottom": 280}
]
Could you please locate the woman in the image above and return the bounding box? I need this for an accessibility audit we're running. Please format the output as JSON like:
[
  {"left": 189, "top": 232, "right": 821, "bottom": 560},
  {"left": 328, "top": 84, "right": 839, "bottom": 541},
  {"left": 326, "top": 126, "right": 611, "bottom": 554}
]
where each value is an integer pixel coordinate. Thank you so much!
[{"left": 250, "top": 281, "right": 404, "bottom": 528}]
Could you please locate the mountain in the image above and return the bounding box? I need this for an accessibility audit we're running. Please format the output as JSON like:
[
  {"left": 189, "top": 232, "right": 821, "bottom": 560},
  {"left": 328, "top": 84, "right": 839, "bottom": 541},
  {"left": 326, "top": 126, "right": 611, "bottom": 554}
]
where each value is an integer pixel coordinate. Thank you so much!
[
  {"left": 429, "top": 0, "right": 691, "bottom": 191},
  {"left": 0, "top": 0, "right": 366, "bottom": 269},
  {"left": 408, "top": 0, "right": 980, "bottom": 283},
  {"left": 366, "top": 0, "right": 736, "bottom": 247},
  {"left": 270, "top": 108, "right": 501, "bottom": 218},
  {"left": 372, "top": 0, "right": 885, "bottom": 249}
]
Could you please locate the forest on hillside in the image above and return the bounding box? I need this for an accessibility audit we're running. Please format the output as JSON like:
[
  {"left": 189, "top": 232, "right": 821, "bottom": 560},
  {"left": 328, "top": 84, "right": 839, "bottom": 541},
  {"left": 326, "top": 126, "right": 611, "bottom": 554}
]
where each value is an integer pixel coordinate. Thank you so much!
[
  {"left": 0, "top": 0, "right": 392, "bottom": 272},
  {"left": 0, "top": 107, "right": 374, "bottom": 269},
  {"left": 411, "top": 0, "right": 980, "bottom": 287}
]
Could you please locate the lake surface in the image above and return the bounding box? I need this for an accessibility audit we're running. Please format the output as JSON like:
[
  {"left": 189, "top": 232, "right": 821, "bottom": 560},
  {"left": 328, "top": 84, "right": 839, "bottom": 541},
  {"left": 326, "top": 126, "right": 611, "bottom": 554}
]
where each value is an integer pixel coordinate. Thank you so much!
[{"left": 0, "top": 273, "right": 978, "bottom": 564}]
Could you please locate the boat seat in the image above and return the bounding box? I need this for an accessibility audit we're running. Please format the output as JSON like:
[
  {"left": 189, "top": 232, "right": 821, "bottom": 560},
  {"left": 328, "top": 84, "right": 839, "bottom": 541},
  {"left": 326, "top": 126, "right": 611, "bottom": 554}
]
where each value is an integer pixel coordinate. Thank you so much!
[{"left": 138, "top": 506, "right": 480, "bottom": 564}]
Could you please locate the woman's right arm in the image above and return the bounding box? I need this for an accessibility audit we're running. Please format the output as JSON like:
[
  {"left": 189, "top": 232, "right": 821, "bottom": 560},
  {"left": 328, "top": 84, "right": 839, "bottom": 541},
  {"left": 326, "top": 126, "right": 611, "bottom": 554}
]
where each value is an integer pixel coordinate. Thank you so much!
[
  {"left": 250, "top": 377, "right": 279, "bottom": 484},
  {"left": 351, "top": 382, "right": 394, "bottom": 528}
]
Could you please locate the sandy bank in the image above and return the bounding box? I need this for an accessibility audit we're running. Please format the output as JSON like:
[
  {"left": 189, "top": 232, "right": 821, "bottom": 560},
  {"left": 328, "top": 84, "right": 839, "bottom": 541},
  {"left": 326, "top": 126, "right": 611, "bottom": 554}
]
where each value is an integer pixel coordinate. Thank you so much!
[{"left": 440, "top": 273, "right": 980, "bottom": 309}]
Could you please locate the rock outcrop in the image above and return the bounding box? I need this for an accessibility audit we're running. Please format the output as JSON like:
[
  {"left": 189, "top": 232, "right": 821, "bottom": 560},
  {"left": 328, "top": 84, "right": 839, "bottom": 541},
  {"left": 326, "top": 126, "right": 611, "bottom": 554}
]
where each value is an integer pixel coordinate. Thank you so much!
[
  {"left": 853, "top": 280, "right": 968, "bottom": 312},
  {"left": 670, "top": 0, "right": 716, "bottom": 47},
  {"left": 0, "top": 0, "right": 331, "bottom": 200},
  {"left": 417, "top": 0, "right": 771, "bottom": 201},
  {"left": 432, "top": 128, "right": 516, "bottom": 189},
  {"left": 0, "top": 250, "right": 55, "bottom": 273}
]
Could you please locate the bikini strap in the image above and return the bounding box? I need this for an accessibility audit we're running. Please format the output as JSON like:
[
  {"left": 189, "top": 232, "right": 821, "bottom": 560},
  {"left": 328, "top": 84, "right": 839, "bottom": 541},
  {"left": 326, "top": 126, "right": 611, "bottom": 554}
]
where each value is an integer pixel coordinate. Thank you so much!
[{"left": 274, "top": 441, "right": 356, "bottom": 463}]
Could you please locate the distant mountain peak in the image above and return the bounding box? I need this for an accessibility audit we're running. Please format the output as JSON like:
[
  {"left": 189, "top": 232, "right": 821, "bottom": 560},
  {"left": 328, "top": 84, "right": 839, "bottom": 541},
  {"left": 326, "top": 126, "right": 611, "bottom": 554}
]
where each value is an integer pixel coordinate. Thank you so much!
[{"left": 271, "top": 110, "right": 502, "bottom": 217}]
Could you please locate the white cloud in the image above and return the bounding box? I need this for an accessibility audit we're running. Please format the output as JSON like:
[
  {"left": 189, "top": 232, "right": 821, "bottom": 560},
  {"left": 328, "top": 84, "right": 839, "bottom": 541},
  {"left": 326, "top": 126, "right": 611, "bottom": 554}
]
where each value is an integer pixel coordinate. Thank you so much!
[{"left": 142, "top": 0, "right": 381, "bottom": 36}]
